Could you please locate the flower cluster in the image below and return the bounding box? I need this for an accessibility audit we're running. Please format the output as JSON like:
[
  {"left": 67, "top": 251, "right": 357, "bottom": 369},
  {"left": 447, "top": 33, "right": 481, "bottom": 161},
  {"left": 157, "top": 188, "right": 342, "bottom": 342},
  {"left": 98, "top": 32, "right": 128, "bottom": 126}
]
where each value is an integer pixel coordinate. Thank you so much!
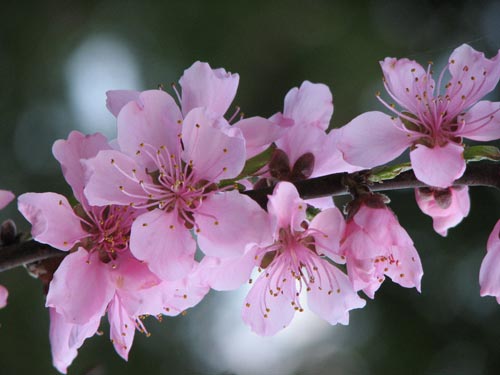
[{"left": 2, "top": 44, "right": 497, "bottom": 373}]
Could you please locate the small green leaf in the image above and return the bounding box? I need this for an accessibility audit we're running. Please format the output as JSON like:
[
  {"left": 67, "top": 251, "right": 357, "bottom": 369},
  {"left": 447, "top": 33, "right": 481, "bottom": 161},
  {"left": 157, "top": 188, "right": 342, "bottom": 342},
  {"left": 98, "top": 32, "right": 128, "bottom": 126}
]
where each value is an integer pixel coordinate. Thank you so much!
[
  {"left": 368, "top": 162, "right": 412, "bottom": 183},
  {"left": 219, "top": 144, "right": 276, "bottom": 188},
  {"left": 464, "top": 145, "right": 500, "bottom": 162}
]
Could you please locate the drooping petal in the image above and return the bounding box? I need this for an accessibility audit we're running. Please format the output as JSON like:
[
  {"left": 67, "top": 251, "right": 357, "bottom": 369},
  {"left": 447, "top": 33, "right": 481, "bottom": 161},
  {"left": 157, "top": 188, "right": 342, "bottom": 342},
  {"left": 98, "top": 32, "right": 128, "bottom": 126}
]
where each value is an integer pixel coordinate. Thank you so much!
[
  {"left": 130, "top": 209, "right": 196, "bottom": 281},
  {"left": 0, "top": 285, "right": 8, "bottom": 309},
  {"left": 458, "top": 101, "right": 500, "bottom": 141},
  {"left": 179, "top": 61, "right": 239, "bottom": 117},
  {"left": 49, "top": 308, "right": 100, "bottom": 374},
  {"left": 283, "top": 81, "right": 333, "bottom": 131},
  {"left": 0, "top": 190, "right": 14, "bottom": 210},
  {"left": 410, "top": 142, "right": 466, "bottom": 188},
  {"left": 199, "top": 247, "right": 258, "bottom": 291},
  {"left": 83, "top": 149, "right": 152, "bottom": 207},
  {"left": 242, "top": 269, "right": 296, "bottom": 336},
  {"left": 384, "top": 241, "right": 423, "bottom": 292},
  {"left": 107, "top": 295, "right": 136, "bottom": 361},
  {"left": 309, "top": 207, "right": 345, "bottom": 261},
  {"left": 106, "top": 90, "right": 141, "bottom": 117},
  {"left": 46, "top": 249, "right": 115, "bottom": 324},
  {"left": 233, "top": 116, "right": 286, "bottom": 158},
  {"left": 182, "top": 108, "right": 246, "bottom": 182},
  {"left": 18, "top": 193, "right": 87, "bottom": 251},
  {"left": 479, "top": 220, "right": 500, "bottom": 300},
  {"left": 267, "top": 182, "right": 307, "bottom": 233},
  {"left": 117, "top": 90, "right": 183, "bottom": 170},
  {"left": 415, "top": 186, "right": 470, "bottom": 237},
  {"left": 52, "top": 131, "right": 111, "bottom": 202},
  {"left": 307, "top": 261, "right": 365, "bottom": 325},
  {"left": 380, "top": 57, "right": 434, "bottom": 113},
  {"left": 447, "top": 44, "right": 500, "bottom": 111},
  {"left": 195, "top": 191, "right": 271, "bottom": 258},
  {"left": 336, "top": 111, "right": 415, "bottom": 168}
]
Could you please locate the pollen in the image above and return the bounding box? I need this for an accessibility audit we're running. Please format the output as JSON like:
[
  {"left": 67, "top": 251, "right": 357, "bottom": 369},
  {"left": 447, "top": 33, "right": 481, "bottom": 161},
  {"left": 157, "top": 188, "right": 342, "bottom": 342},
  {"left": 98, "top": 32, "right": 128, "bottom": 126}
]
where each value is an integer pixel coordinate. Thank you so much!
[
  {"left": 183, "top": 294, "right": 187, "bottom": 299},
  {"left": 111, "top": 158, "right": 115, "bottom": 164},
  {"left": 142, "top": 223, "right": 148, "bottom": 227},
  {"left": 58, "top": 200, "right": 63, "bottom": 206},
  {"left": 119, "top": 186, "right": 124, "bottom": 191},
  {"left": 222, "top": 167, "right": 227, "bottom": 172},
  {"left": 298, "top": 205, "right": 303, "bottom": 210},
  {"left": 63, "top": 241, "right": 68, "bottom": 245},
  {"left": 214, "top": 221, "right": 219, "bottom": 226},
  {"left": 223, "top": 148, "right": 228, "bottom": 153},
  {"left": 245, "top": 303, "right": 251, "bottom": 308},
  {"left": 169, "top": 224, "right": 175, "bottom": 230},
  {"left": 336, "top": 288, "right": 341, "bottom": 293},
  {"left": 400, "top": 273, "right": 405, "bottom": 278},
  {"left": 195, "top": 123, "right": 200, "bottom": 128},
  {"left": 177, "top": 119, "right": 182, "bottom": 124}
]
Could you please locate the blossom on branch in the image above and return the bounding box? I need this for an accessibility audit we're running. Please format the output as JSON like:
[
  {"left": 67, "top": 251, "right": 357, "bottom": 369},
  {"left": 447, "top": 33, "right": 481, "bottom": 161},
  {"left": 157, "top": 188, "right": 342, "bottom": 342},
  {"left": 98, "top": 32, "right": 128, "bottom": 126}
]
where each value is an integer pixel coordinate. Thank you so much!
[
  {"left": 85, "top": 63, "right": 271, "bottom": 281},
  {"left": 201, "top": 182, "right": 365, "bottom": 336},
  {"left": 18, "top": 131, "right": 208, "bottom": 373},
  {"left": 341, "top": 194, "right": 423, "bottom": 298},
  {"left": 337, "top": 44, "right": 500, "bottom": 188}
]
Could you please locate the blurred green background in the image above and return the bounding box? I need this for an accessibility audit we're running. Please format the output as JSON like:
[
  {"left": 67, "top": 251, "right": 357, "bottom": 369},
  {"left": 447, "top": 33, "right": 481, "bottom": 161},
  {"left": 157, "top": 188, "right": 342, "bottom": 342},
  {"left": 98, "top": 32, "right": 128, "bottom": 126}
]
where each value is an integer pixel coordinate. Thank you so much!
[{"left": 1, "top": 0, "right": 500, "bottom": 374}]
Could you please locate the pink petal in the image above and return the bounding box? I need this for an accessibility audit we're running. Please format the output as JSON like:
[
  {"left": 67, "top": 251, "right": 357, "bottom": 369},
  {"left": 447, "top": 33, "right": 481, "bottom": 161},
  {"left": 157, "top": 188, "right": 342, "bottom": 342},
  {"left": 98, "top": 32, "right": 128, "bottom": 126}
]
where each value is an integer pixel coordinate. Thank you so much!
[
  {"left": 307, "top": 261, "right": 365, "bottom": 325},
  {"left": 317, "top": 129, "right": 364, "bottom": 175},
  {"left": 267, "top": 182, "right": 307, "bottom": 233},
  {"left": 108, "top": 295, "right": 135, "bottom": 361},
  {"left": 309, "top": 207, "right": 345, "bottom": 261},
  {"left": 415, "top": 187, "right": 470, "bottom": 237},
  {"left": 84, "top": 149, "right": 151, "bottom": 207},
  {"left": 458, "top": 101, "right": 500, "bottom": 141},
  {"left": 336, "top": 111, "right": 415, "bottom": 168},
  {"left": 117, "top": 90, "right": 183, "bottom": 171},
  {"left": 242, "top": 270, "right": 296, "bottom": 336},
  {"left": 0, "top": 285, "right": 8, "bottom": 309},
  {"left": 447, "top": 44, "right": 500, "bottom": 110},
  {"left": 130, "top": 209, "right": 196, "bottom": 281},
  {"left": 46, "top": 249, "right": 115, "bottom": 324},
  {"left": 160, "top": 264, "right": 210, "bottom": 316},
  {"left": 410, "top": 142, "right": 466, "bottom": 188},
  {"left": 199, "top": 247, "right": 258, "bottom": 291},
  {"left": 283, "top": 81, "right": 333, "bottom": 131},
  {"left": 380, "top": 57, "right": 434, "bottom": 114},
  {"left": 182, "top": 108, "right": 246, "bottom": 182},
  {"left": 106, "top": 90, "right": 141, "bottom": 117},
  {"left": 179, "top": 61, "right": 239, "bottom": 117},
  {"left": 110, "top": 252, "right": 161, "bottom": 293},
  {"left": 233, "top": 116, "right": 286, "bottom": 158},
  {"left": 0, "top": 190, "right": 14, "bottom": 210},
  {"left": 18, "top": 193, "right": 87, "bottom": 251},
  {"left": 195, "top": 191, "right": 271, "bottom": 258},
  {"left": 479, "top": 220, "right": 500, "bottom": 298},
  {"left": 384, "top": 240, "right": 423, "bottom": 292},
  {"left": 49, "top": 308, "right": 100, "bottom": 374},
  {"left": 52, "top": 131, "right": 111, "bottom": 202}
]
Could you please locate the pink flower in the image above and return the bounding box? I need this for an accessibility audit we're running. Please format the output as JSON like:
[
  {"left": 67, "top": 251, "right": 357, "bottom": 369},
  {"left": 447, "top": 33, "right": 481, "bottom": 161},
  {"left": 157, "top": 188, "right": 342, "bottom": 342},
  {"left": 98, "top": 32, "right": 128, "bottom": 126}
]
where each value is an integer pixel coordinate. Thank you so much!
[
  {"left": 0, "top": 189, "right": 14, "bottom": 309},
  {"left": 85, "top": 65, "right": 271, "bottom": 280},
  {"left": 479, "top": 220, "right": 500, "bottom": 303},
  {"left": 19, "top": 131, "right": 209, "bottom": 373},
  {"left": 202, "top": 182, "right": 365, "bottom": 336},
  {"left": 341, "top": 195, "right": 423, "bottom": 298},
  {"left": 337, "top": 44, "right": 500, "bottom": 188},
  {"left": 415, "top": 186, "right": 470, "bottom": 236},
  {"left": 254, "top": 81, "right": 361, "bottom": 208}
]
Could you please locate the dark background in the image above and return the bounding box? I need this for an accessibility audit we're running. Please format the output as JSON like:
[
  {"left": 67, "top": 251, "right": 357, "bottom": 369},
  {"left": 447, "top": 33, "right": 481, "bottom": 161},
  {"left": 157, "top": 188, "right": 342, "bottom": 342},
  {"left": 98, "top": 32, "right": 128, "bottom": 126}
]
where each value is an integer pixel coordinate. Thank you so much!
[{"left": 1, "top": 1, "right": 500, "bottom": 374}]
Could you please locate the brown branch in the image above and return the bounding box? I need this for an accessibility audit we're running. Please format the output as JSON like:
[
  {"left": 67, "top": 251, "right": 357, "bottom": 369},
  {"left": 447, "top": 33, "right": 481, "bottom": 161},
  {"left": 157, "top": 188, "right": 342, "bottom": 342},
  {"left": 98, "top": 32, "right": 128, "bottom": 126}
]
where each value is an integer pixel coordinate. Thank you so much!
[
  {"left": 243, "top": 161, "right": 500, "bottom": 208},
  {"left": 0, "top": 240, "right": 65, "bottom": 273},
  {"left": 1, "top": 161, "right": 499, "bottom": 272}
]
